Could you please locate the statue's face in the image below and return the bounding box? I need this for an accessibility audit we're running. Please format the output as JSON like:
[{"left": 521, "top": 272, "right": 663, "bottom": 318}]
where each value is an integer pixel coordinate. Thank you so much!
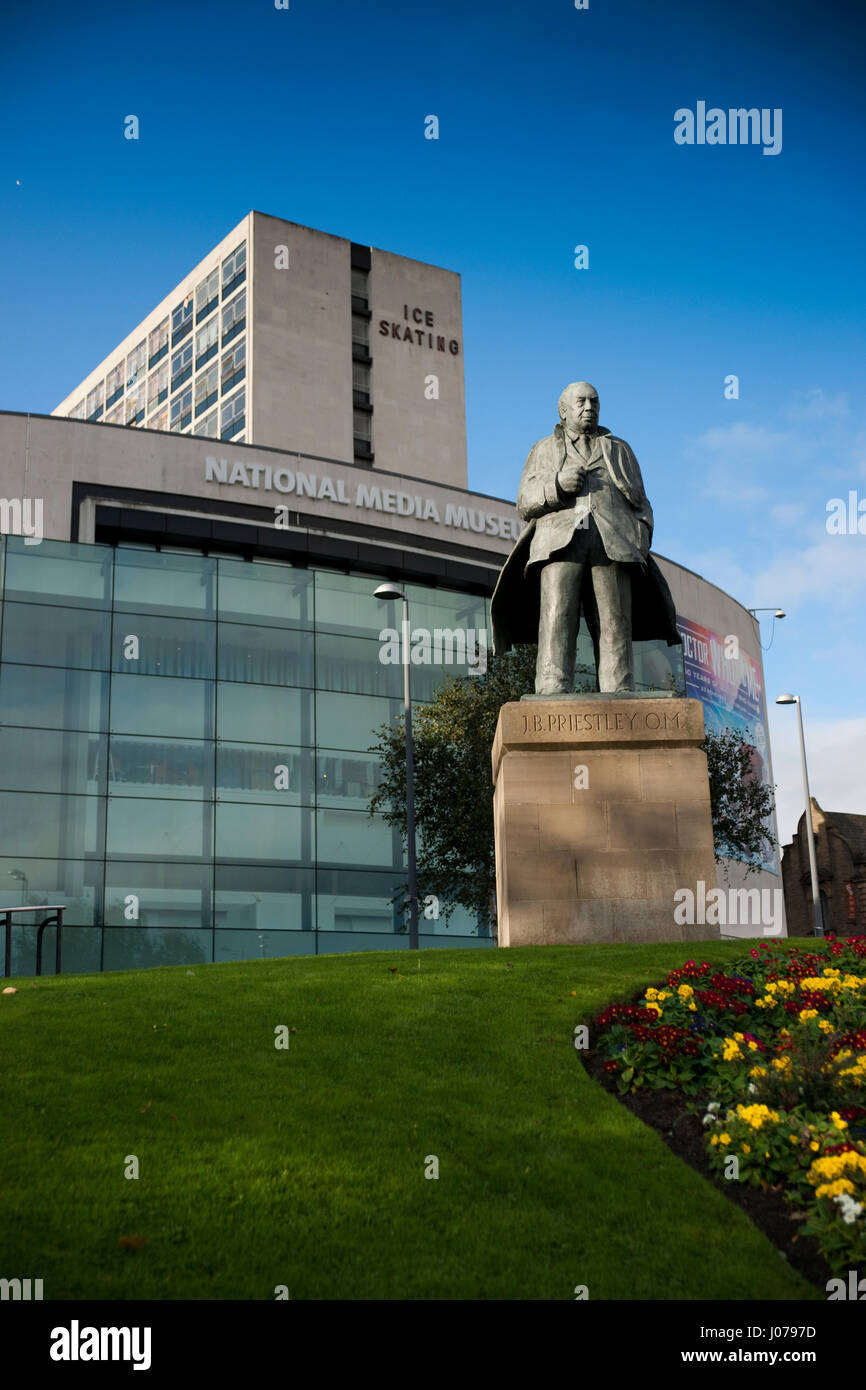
[{"left": 561, "top": 383, "right": 599, "bottom": 436}]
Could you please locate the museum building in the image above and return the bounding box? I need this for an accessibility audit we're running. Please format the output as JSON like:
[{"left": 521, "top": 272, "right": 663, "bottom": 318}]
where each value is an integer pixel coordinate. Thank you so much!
[{"left": 0, "top": 213, "right": 783, "bottom": 973}]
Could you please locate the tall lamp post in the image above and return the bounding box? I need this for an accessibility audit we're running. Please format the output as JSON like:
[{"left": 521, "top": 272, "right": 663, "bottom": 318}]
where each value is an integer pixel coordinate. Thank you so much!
[
  {"left": 775, "top": 694, "right": 823, "bottom": 938},
  {"left": 374, "top": 584, "right": 419, "bottom": 950}
]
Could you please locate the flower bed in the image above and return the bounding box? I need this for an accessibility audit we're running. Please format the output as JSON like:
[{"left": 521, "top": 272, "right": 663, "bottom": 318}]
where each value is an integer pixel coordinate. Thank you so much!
[{"left": 594, "top": 935, "right": 866, "bottom": 1277}]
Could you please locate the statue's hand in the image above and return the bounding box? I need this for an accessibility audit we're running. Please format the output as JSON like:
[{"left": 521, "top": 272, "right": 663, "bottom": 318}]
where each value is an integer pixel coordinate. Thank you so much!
[{"left": 557, "top": 461, "right": 586, "bottom": 495}]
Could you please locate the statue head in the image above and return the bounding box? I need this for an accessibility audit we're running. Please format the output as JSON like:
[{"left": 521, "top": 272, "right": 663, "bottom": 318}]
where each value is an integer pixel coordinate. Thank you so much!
[{"left": 558, "top": 381, "right": 599, "bottom": 437}]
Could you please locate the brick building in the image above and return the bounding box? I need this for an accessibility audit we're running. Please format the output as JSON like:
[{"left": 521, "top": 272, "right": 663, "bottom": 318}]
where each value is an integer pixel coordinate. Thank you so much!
[{"left": 781, "top": 798, "right": 866, "bottom": 937}]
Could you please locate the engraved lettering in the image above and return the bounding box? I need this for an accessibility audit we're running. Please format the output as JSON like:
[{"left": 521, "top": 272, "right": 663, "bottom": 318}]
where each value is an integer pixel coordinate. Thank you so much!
[{"left": 645, "top": 712, "right": 661, "bottom": 729}]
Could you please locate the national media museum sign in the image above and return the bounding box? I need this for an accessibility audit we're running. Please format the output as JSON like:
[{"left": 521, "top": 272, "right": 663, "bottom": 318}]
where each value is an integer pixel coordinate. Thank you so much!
[{"left": 204, "top": 455, "right": 522, "bottom": 542}]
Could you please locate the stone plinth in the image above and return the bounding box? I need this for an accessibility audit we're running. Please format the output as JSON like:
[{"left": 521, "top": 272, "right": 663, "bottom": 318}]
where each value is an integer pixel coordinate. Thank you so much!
[{"left": 491, "top": 697, "right": 719, "bottom": 947}]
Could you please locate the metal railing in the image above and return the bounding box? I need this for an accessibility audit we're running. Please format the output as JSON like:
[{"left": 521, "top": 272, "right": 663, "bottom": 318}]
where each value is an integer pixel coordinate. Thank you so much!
[{"left": 2, "top": 905, "right": 66, "bottom": 978}]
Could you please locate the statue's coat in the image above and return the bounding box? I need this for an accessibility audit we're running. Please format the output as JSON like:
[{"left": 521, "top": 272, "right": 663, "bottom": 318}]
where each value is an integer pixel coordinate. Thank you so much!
[{"left": 491, "top": 423, "right": 681, "bottom": 661}]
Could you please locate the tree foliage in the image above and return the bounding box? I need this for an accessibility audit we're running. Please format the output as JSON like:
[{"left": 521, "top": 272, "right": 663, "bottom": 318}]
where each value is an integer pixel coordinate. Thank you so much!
[
  {"left": 700, "top": 724, "right": 777, "bottom": 876},
  {"left": 370, "top": 650, "right": 778, "bottom": 930}
]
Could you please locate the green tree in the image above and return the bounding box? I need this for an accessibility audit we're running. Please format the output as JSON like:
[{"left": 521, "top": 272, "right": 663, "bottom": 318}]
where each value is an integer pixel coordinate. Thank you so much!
[
  {"left": 701, "top": 724, "right": 777, "bottom": 876},
  {"left": 369, "top": 652, "right": 777, "bottom": 931}
]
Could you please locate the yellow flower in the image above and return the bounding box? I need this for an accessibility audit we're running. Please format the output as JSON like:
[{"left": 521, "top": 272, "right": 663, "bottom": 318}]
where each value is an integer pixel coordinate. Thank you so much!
[
  {"left": 818, "top": 1020, "right": 834, "bottom": 1034},
  {"left": 747, "top": 1041, "right": 759, "bottom": 1051},
  {"left": 688, "top": 1002, "right": 697, "bottom": 1011},
  {"left": 719, "top": 1133, "right": 731, "bottom": 1146},
  {"left": 810, "top": 1141, "right": 820, "bottom": 1151},
  {"left": 815, "top": 1178, "right": 856, "bottom": 1199},
  {"left": 788, "top": 1135, "right": 799, "bottom": 1144},
  {"left": 678, "top": 984, "right": 694, "bottom": 998},
  {"left": 830, "top": 1112, "right": 848, "bottom": 1131},
  {"left": 741, "top": 1144, "right": 751, "bottom": 1154},
  {"left": 799, "top": 1009, "right": 819, "bottom": 1021},
  {"left": 645, "top": 988, "right": 658, "bottom": 1001}
]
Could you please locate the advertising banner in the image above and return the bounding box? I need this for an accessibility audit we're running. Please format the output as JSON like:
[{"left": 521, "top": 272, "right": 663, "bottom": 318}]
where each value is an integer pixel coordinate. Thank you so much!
[{"left": 676, "top": 615, "right": 778, "bottom": 873}]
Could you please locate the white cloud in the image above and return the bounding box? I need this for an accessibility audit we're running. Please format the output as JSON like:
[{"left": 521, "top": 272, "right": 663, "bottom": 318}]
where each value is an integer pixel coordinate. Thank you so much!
[{"left": 784, "top": 389, "right": 849, "bottom": 423}]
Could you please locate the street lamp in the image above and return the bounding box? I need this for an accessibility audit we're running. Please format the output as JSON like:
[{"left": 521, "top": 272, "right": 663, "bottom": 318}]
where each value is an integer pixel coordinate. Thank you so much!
[
  {"left": 775, "top": 694, "right": 823, "bottom": 937},
  {"left": 8, "top": 868, "right": 28, "bottom": 905},
  {"left": 374, "top": 583, "right": 419, "bottom": 950},
  {"left": 748, "top": 608, "right": 786, "bottom": 618}
]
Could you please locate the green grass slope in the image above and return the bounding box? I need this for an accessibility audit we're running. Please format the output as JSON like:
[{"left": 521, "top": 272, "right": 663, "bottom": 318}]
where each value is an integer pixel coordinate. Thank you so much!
[{"left": 0, "top": 941, "right": 817, "bottom": 1300}]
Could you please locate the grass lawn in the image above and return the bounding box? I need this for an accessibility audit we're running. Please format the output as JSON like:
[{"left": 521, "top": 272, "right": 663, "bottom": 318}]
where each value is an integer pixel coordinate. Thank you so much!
[{"left": 0, "top": 939, "right": 819, "bottom": 1301}]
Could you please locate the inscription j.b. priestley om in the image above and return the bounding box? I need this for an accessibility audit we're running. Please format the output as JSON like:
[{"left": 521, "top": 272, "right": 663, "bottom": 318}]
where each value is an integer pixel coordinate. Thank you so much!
[{"left": 520, "top": 708, "right": 683, "bottom": 735}]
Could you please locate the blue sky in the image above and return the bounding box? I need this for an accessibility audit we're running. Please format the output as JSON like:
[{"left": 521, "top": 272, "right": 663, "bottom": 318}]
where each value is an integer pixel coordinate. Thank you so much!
[{"left": 2, "top": 0, "right": 864, "bottom": 843}]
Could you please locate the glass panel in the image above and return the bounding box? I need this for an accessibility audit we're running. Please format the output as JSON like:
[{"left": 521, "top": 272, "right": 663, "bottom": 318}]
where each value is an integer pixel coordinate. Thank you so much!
[
  {"left": 147, "top": 362, "right": 169, "bottom": 410},
  {"left": 0, "top": 792, "right": 103, "bottom": 858},
  {"left": 217, "top": 559, "right": 313, "bottom": 629},
  {"left": 633, "top": 638, "right": 686, "bottom": 694},
  {"left": 149, "top": 316, "right": 169, "bottom": 359},
  {"left": 110, "top": 673, "right": 213, "bottom": 739},
  {"left": 108, "top": 735, "right": 212, "bottom": 799},
  {"left": 420, "top": 902, "right": 490, "bottom": 938},
  {"left": 316, "top": 751, "right": 382, "bottom": 809},
  {"left": 111, "top": 613, "right": 215, "bottom": 679},
  {"left": 0, "top": 857, "right": 101, "bottom": 924},
  {"left": 3, "top": 538, "right": 112, "bottom": 608},
  {"left": 0, "top": 728, "right": 106, "bottom": 795},
  {"left": 0, "top": 665, "right": 108, "bottom": 732},
  {"left": 352, "top": 409, "right": 372, "bottom": 442},
  {"left": 316, "top": 808, "right": 398, "bottom": 868},
  {"left": 216, "top": 743, "right": 313, "bottom": 805},
  {"left": 86, "top": 383, "right": 104, "bottom": 418},
  {"left": 113, "top": 549, "right": 216, "bottom": 618},
  {"left": 214, "top": 929, "right": 315, "bottom": 962},
  {"left": 55, "top": 927, "right": 103, "bottom": 974},
  {"left": 214, "top": 802, "right": 310, "bottom": 864},
  {"left": 106, "top": 797, "right": 210, "bottom": 861},
  {"left": 314, "top": 570, "right": 400, "bottom": 638},
  {"left": 316, "top": 631, "right": 401, "bottom": 698},
  {"left": 315, "top": 691, "right": 397, "bottom": 753},
  {"left": 126, "top": 340, "right": 147, "bottom": 383},
  {"left": 404, "top": 582, "right": 488, "bottom": 636},
  {"left": 217, "top": 682, "right": 312, "bottom": 746},
  {"left": 316, "top": 868, "right": 403, "bottom": 933},
  {"left": 217, "top": 621, "right": 313, "bottom": 687},
  {"left": 104, "top": 861, "right": 212, "bottom": 927},
  {"left": 193, "top": 410, "right": 219, "bottom": 439},
  {"left": 1, "top": 602, "right": 111, "bottom": 670},
  {"left": 214, "top": 864, "right": 313, "bottom": 932},
  {"left": 102, "top": 927, "right": 211, "bottom": 971}
]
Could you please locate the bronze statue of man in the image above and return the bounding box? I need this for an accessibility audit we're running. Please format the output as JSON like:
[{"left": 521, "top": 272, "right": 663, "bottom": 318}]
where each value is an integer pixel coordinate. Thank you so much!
[{"left": 491, "top": 381, "right": 681, "bottom": 693}]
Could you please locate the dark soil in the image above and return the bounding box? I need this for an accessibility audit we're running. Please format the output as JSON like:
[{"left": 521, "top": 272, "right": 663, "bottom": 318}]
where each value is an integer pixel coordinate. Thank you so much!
[{"left": 581, "top": 1036, "right": 833, "bottom": 1294}]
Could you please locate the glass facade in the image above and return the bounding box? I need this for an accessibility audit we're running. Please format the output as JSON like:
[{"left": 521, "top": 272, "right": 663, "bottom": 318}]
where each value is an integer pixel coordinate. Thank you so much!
[{"left": 0, "top": 536, "right": 501, "bottom": 974}]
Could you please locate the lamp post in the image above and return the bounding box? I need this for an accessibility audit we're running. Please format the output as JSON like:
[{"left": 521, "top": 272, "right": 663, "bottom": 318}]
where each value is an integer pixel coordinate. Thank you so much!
[
  {"left": 374, "top": 583, "right": 419, "bottom": 950},
  {"left": 8, "top": 869, "right": 28, "bottom": 905},
  {"left": 775, "top": 694, "right": 823, "bottom": 937},
  {"left": 748, "top": 608, "right": 786, "bottom": 619}
]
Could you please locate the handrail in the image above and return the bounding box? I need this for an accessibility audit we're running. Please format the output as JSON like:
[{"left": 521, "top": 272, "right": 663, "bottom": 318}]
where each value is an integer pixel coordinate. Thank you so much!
[{"left": 2, "top": 905, "right": 67, "bottom": 978}]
